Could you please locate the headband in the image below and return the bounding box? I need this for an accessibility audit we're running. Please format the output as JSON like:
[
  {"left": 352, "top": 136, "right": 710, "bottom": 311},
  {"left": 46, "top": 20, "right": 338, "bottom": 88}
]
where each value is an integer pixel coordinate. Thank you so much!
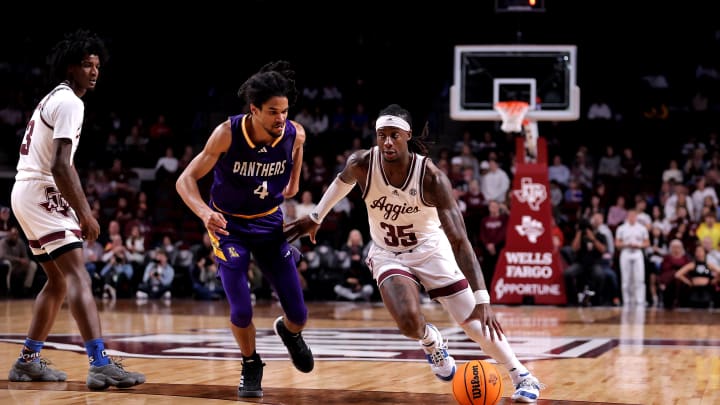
[{"left": 375, "top": 115, "right": 411, "bottom": 131}]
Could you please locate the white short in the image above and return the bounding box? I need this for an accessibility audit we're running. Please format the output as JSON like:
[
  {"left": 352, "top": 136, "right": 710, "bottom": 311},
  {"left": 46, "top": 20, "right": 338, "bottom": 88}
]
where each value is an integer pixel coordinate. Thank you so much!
[
  {"left": 365, "top": 232, "right": 468, "bottom": 299},
  {"left": 11, "top": 179, "right": 82, "bottom": 257}
]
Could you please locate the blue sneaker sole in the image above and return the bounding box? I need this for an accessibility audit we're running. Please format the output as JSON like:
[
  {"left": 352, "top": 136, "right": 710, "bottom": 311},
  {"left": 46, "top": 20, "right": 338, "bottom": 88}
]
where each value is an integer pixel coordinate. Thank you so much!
[{"left": 435, "top": 365, "right": 456, "bottom": 382}]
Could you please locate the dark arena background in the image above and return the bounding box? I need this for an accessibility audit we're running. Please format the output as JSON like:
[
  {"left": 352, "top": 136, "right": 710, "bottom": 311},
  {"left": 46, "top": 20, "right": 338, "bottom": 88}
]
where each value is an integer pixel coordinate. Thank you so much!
[{"left": 1, "top": 1, "right": 720, "bottom": 404}]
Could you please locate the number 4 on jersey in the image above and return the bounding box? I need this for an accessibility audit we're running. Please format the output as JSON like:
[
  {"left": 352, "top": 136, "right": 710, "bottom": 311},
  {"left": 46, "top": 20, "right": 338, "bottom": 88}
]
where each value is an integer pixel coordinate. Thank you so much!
[{"left": 253, "top": 181, "right": 269, "bottom": 199}]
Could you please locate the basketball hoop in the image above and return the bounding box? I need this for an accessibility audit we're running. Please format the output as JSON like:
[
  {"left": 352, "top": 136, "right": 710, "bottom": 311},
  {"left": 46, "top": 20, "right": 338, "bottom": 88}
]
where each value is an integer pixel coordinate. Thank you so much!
[
  {"left": 495, "top": 101, "right": 529, "bottom": 133},
  {"left": 495, "top": 101, "right": 538, "bottom": 161}
]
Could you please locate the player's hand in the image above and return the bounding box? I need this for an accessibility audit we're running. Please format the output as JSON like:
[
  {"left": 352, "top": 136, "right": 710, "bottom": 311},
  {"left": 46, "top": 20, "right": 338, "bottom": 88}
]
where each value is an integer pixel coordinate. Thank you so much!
[
  {"left": 203, "top": 211, "right": 228, "bottom": 237},
  {"left": 80, "top": 216, "right": 100, "bottom": 241},
  {"left": 284, "top": 216, "right": 321, "bottom": 244},
  {"left": 462, "top": 303, "right": 504, "bottom": 342}
]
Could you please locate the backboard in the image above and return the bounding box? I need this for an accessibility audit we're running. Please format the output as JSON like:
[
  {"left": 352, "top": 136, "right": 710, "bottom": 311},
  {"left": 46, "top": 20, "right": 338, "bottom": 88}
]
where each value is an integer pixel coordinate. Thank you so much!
[{"left": 450, "top": 44, "right": 580, "bottom": 121}]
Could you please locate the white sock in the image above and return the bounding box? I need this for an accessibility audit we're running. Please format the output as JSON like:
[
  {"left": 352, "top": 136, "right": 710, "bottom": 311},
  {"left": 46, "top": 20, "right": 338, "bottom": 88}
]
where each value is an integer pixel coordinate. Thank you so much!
[
  {"left": 420, "top": 324, "right": 439, "bottom": 353},
  {"left": 508, "top": 367, "right": 532, "bottom": 385},
  {"left": 471, "top": 331, "right": 529, "bottom": 385}
]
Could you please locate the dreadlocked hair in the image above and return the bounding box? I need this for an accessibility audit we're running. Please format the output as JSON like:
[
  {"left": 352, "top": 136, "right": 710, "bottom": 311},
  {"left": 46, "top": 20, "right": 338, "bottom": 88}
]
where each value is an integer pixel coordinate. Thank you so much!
[
  {"left": 47, "top": 29, "right": 108, "bottom": 83},
  {"left": 237, "top": 60, "right": 298, "bottom": 109},
  {"left": 377, "top": 103, "right": 431, "bottom": 155}
]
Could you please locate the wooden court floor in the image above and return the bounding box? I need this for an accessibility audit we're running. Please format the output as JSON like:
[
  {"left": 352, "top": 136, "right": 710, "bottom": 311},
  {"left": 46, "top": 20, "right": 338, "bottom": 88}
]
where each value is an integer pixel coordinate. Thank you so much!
[{"left": 1, "top": 298, "right": 719, "bottom": 405}]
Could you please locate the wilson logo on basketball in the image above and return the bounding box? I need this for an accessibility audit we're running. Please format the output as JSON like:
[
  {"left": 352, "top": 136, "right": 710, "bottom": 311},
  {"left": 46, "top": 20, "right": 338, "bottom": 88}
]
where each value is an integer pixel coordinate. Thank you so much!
[{"left": 470, "top": 364, "right": 482, "bottom": 398}]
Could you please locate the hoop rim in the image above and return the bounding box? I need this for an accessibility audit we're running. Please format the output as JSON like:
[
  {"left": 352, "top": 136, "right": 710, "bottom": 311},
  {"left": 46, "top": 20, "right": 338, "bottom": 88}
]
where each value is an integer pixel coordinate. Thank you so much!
[
  {"left": 494, "top": 100, "right": 530, "bottom": 110},
  {"left": 495, "top": 101, "right": 530, "bottom": 133}
]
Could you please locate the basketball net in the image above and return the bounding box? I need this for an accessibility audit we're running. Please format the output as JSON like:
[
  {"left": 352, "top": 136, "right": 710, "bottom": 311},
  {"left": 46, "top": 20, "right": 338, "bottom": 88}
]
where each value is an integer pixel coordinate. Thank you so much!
[{"left": 495, "top": 101, "right": 538, "bottom": 162}]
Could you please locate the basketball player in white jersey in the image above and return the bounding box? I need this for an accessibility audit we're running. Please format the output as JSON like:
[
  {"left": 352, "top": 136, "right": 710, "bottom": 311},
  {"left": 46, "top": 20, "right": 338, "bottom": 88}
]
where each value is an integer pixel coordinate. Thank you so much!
[
  {"left": 615, "top": 209, "right": 650, "bottom": 306},
  {"left": 8, "top": 29, "right": 144, "bottom": 389},
  {"left": 285, "top": 104, "right": 543, "bottom": 402}
]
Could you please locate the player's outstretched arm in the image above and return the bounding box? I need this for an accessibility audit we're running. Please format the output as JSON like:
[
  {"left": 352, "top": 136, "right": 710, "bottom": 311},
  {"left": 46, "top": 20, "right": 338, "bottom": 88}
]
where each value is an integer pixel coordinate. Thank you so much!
[{"left": 284, "top": 149, "right": 368, "bottom": 244}]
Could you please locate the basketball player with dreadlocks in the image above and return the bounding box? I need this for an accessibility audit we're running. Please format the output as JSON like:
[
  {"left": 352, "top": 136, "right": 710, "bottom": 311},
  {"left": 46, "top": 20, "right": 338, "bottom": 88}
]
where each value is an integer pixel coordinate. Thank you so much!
[
  {"left": 176, "top": 60, "right": 313, "bottom": 398},
  {"left": 284, "top": 103, "right": 544, "bottom": 402},
  {"left": 8, "top": 29, "right": 145, "bottom": 390}
]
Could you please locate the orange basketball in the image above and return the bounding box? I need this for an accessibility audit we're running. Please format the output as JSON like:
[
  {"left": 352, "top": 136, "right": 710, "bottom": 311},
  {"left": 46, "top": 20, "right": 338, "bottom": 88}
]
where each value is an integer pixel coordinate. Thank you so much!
[{"left": 451, "top": 360, "right": 504, "bottom": 405}]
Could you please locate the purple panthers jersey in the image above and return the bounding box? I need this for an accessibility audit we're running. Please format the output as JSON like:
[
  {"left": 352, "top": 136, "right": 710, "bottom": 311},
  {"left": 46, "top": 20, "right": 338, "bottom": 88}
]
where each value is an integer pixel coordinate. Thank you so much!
[{"left": 210, "top": 114, "right": 296, "bottom": 217}]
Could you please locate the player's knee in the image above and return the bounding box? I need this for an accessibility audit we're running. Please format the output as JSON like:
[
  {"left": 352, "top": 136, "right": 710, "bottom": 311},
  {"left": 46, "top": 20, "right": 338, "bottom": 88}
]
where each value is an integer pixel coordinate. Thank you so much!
[
  {"left": 284, "top": 306, "right": 308, "bottom": 327},
  {"left": 230, "top": 308, "right": 254, "bottom": 328},
  {"left": 45, "top": 278, "right": 67, "bottom": 296},
  {"left": 395, "top": 313, "right": 424, "bottom": 339}
]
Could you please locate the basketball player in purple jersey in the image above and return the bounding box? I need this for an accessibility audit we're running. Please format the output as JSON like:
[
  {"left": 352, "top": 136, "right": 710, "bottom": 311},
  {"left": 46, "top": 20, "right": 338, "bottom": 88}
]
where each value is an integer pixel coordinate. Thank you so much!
[
  {"left": 176, "top": 60, "right": 313, "bottom": 398},
  {"left": 7, "top": 29, "right": 144, "bottom": 390},
  {"left": 285, "top": 104, "right": 543, "bottom": 402}
]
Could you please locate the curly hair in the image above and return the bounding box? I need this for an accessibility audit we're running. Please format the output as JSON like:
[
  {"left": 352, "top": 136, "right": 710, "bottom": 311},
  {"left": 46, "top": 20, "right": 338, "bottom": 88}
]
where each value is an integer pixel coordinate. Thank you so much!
[
  {"left": 47, "top": 28, "right": 109, "bottom": 83},
  {"left": 237, "top": 60, "right": 298, "bottom": 109}
]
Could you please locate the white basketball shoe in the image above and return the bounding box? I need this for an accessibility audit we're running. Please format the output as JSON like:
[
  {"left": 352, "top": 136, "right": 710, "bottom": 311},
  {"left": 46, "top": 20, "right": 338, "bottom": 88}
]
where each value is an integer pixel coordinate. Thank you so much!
[
  {"left": 511, "top": 372, "right": 544, "bottom": 403},
  {"left": 422, "top": 324, "right": 456, "bottom": 382}
]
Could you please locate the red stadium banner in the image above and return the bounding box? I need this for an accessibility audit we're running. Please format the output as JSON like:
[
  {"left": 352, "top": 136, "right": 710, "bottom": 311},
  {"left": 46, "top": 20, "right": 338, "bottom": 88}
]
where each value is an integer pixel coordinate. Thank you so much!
[{"left": 490, "top": 137, "right": 567, "bottom": 305}]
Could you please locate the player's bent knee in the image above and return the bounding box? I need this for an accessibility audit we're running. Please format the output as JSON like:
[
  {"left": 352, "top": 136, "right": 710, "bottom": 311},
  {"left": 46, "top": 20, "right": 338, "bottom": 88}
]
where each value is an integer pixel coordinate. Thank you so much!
[
  {"left": 230, "top": 309, "right": 254, "bottom": 328},
  {"left": 283, "top": 306, "right": 308, "bottom": 328},
  {"left": 395, "top": 316, "right": 424, "bottom": 338}
]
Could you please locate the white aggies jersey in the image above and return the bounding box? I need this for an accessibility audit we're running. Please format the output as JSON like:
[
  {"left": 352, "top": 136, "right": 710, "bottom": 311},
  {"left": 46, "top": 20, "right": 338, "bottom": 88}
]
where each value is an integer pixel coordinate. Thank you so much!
[
  {"left": 363, "top": 146, "right": 441, "bottom": 253},
  {"left": 15, "top": 83, "right": 84, "bottom": 182}
]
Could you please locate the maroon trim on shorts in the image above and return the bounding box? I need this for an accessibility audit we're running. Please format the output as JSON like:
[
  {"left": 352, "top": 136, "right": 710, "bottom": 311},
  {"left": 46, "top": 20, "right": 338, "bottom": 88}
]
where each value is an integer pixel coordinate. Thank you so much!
[
  {"left": 29, "top": 229, "right": 82, "bottom": 248},
  {"left": 377, "top": 268, "right": 420, "bottom": 286},
  {"left": 427, "top": 279, "right": 469, "bottom": 300},
  {"left": 49, "top": 242, "right": 83, "bottom": 260}
]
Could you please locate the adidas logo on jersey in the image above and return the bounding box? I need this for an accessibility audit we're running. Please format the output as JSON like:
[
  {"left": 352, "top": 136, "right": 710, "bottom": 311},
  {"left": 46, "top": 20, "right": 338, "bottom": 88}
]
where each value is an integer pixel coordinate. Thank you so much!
[{"left": 258, "top": 147, "right": 267, "bottom": 153}]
